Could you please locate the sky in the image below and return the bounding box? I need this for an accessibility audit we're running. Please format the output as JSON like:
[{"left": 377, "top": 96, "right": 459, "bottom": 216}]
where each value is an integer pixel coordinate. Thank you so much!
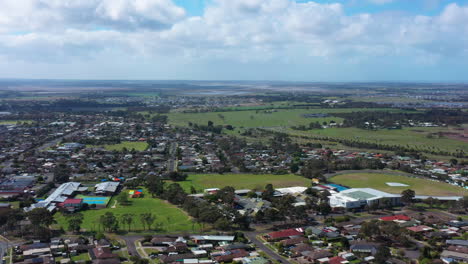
[{"left": 0, "top": 0, "right": 468, "bottom": 81}]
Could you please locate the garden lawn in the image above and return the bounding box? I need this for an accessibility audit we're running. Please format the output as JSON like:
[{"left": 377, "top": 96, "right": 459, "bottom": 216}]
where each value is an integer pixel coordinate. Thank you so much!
[
  {"left": 55, "top": 189, "right": 199, "bottom": 233},
  {"left": 173, "top": 173, "right": 312, "bottom": 193},
  {"left": 330, "top": 173, "right": 468, "bottom": 197},
  {"left": 71, "top": 253, "right": 90, "bottom": 262},
  {"left": 87, "top": 141, "right": 148, "bottom": 151}
]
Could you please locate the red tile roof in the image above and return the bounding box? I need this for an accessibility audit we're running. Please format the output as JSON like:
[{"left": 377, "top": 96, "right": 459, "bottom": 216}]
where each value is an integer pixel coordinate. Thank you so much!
[
  {"left": 380, "top": 215, "right": 410, "bottom": 221},
  {"left": 266, "top": 228, "right": 303, "bottom": 240},
  {"left": 407, "top": 225, "right": 433, "bottom": 233},
  {"left": 57, "top": 198, "right": 83, "bottom": 207},
  {"left": 328, "top": 256, "right": 347, "bottom": 264}
]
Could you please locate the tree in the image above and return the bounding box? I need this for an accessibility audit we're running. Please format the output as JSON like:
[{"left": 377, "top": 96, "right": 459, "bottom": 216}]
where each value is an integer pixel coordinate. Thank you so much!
[
  {"left": 456, "top": 196, "right": 468, "bottom": 210},
  {"left": 116, "top": 191, "right": 129, "bottom": 206},
  {"left": 54, "top": 163, "right": 71, "bottom": 184},
  {"left": 146, "top": 174, "right": 164, "bottom": 197},
  {"left": 217, "top": 186, "right": 236, "bottom": 205},
  {"left": 139, "top": 213, "right": 147, "bottom": 230},
  {"left": 401, "top": 189, "right": 415, "bottom": 205},
  {"left": 168, "top": 171, "right": 188, "bottom": 182},
  {"left": 261, "top": 184, "right": 275, "bottom": 201},
  {"left": 99, "top": 212, "right": 118, "bottom": 232},
  {"left": 140, "top": 213, "right": 156, "bottom": 230},
  {"left": 27, "top": 208, "right": 55, "bottom": 227},
  {"left": 318, "top": 190, "right": 331, "bottom": 202},
  {"left": 359, "top": 220, "right": 380, "bottom": 239},
  {"left": 214, "top": 218, "right": 231, "bottom": 230},
  {"left": 317, "top": 202, "right": 331, "bottom": 216},
  {"left": 164, "top": 183, "right": 187, "bottom": 205},
  {"left": 340, "top": 237, "right": 350, "bottom": 250},
  {"left": 375, "top": 245, "right": 391, "bottom": 263},
  {"left": 66, "top": 213, "right": 84, "bottom": 233},
  {"left": 121, "top": 214, "right": 133, "bottom": 232}
]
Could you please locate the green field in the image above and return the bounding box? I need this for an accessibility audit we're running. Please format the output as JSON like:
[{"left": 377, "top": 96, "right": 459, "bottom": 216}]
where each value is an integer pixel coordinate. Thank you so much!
[
  {"left": 55, "top": 189, "right": 199, "bottom": 233},
  {"left": 0, "top": 120, "right": 33, "bottom": 125},
  {"left": 166, "top": 108, "right": 408, "bottom": 130},
  {"left": 174, "top": 173, "right": 312, "bottom": 193},
  {"left": 87, "top": 141, "right": 148, "bottom": 151},
  {"left": 284, "top": 127, "right": 468, "bottom": 154},
  {"left": 330, "top": 173, "right": 468, "bottom": 197}
]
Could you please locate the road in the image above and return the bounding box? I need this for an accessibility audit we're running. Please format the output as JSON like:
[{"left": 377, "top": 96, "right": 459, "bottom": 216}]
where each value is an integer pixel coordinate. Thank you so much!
[
  {"left": 35, "top": 128, "right": 84, "bottom": 153},
  {"left": 0, "top": 241, "right": 6, "bottom": 264},
  {"left": 121, "top": 235, "right": 142, "bottom": 258},
  {"left": 245, "top": 232, "right": 291, "bottom": 264},
  {"left": 167, "top": 142, "right": 178, "bottom": 172}
]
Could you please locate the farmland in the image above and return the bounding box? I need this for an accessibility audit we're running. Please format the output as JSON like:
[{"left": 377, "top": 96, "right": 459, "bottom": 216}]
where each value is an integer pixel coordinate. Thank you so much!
[
  {"left": 87, "top": 141, "right": 149, "bottom": 151},
  {"left": 55, "top": 189, "right": 199, "bottom": 233},
  {"left": 284, "top": 127, "right": 468, "bottom": 154},
  {"left": 166, "top": 108, "right": 407, "bottom": 130},
  {"left": 330, "top": 172, "right": 468, "bottom": 197},
  {"left": 173, "top": 173, "right": 312, "bottom": 193},
  {"left": 0, "top": 120, "right": 33, "bottom": 125}
]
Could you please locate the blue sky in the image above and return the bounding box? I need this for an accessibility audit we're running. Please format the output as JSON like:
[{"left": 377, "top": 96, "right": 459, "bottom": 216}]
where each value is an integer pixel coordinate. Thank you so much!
[
  {"left": 0, "top": 0, "right": 468, "bottom": 81},
  {"left": 176, "top": 0, "right": 468, "bottom": 16}
]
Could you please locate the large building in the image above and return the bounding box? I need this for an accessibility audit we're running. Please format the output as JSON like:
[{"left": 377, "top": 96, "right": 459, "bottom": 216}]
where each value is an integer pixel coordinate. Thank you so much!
[
  {"left": 25, "top": 182, "right": 86, "bottom": 212},
  {"left": 329, "top": 188, "right": 401, "bottom": 209}
]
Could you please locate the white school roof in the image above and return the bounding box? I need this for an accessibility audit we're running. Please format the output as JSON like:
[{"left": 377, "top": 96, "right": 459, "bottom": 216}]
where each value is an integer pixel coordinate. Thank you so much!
[
  {"left": 275, "top": 186, "right": 308, "bottom": 195},
  {"left": 95, "top": 182, "right": 120, "bottom": 193}
]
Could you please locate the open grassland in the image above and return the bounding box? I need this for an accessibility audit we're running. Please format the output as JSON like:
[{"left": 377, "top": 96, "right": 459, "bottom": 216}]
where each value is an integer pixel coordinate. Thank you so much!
[
  {"left": 331, "top": 173, "right": 468, "bottom": 197},
  {"left": 166, "top": 108, "right": 408, "bottom": 130},
  {"left": 284, "top": 127, "right": 468, "bottom": 154},
  {"left": 173, "top": 173, "right": 312, "bottom": 193},
  {"left": 0, "top": 120, "right": 33, "bottom": 125},
  {"left": 87, "top": 141, "right": 148, "bottom": 151},
  {"left": 55, "top": 189, "right": 199, "bottom": 233}
]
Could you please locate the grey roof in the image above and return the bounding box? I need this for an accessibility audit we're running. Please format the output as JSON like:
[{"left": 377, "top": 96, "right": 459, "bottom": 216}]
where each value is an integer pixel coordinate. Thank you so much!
[
  {"left": 446, "top": 240, "right": 468, "bottom": 247},
  {"left": 95, "top": 182, "right": 120, "bottom": 193},
  {"left": 26, "top": 182, "right": 81, "bottom": 212},
  {"left": 441, "top": 250, "right": 468, "bottom": 260}
]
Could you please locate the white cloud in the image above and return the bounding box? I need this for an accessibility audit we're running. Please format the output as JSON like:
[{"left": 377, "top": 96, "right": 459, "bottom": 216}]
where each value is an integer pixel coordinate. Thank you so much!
[
  {"left": 0, "top": 0, "right": 185, "bottom": 33},
  {"left": 0, "top": 0, "right": 467, "bottom": 80}
]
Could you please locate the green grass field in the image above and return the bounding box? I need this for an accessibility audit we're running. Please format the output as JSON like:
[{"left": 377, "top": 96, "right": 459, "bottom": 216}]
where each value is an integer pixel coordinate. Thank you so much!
[
  {"left": 0, "top": 120, "right": 33, "bottom": 125},
  {"left": 284, "top": 127, "right": 468, "bottom": 154},
  {"left": 166, "top": 108, "right": 409, "bottom": 130},
  {"left": 55, "top": 189, "right": 199, "bottom": 233},
  {"left": 330, "top": 173, "right": 468, "bottom": 197},
  {"left": 87, "top": 141, "right": 148, "bottom": 151},
  {"left": 173, "top": 173, "right": 312, "bottom": 193}
]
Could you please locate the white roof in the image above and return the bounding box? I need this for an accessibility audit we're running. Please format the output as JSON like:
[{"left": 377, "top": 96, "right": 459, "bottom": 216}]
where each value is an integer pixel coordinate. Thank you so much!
[
  {"left": 275, "top": 186, "right": 308, "bottom": 195},
  {"left": 190, "top": 235, "right": 235, "bottom": 241},
  {"left": 95, "top": 182, "right": 120, "bottom": 193}
]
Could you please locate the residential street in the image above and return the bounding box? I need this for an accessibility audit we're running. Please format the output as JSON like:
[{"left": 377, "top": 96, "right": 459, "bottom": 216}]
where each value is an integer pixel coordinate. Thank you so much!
[
  {"left": 245, "top": 232, "right": 291, "bottom": 264},
  {"left": 121, "top": 235, "right": 142, "bottom": 258}
]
